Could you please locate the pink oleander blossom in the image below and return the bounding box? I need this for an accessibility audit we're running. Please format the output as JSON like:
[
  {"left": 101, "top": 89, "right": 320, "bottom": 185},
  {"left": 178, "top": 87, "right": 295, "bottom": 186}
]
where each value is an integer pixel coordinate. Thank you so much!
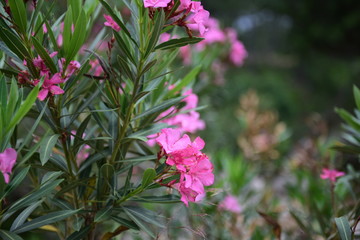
[
  {"left": 0, "top": 148, "right": 17, "bottom": 183},
  {"left": 218, "top": 195, "right": 242, "bottom": 213},
  {"left": 320, "top": 168, "right": 345, "bottom": 183},
  {"left": 187, "top": 9, "right": 210, "bottom": 36},
  {"left": 229, "top": 40, "right": 247, "bottom": 66},
  {"left": 104, "top": 14, "right": 121, "bottom": 32},
  {"left": 143, "top": 0, "right": 171, "bottom": 8},
  {"left": 155, "top": 128, "right": 214, "bottom": 206}
]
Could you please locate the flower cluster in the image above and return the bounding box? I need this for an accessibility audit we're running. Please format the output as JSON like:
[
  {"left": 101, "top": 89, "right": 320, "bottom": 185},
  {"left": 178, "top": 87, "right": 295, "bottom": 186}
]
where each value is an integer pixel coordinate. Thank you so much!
[
  {"left": 155, "top": 128, "right": 214, "bottom": 206},
  {"left": 143, "top": 0, "right": 210, "bottom": 37},
  {"left": 147, "top": 88, "right": 205, "bottom": 146},
  {"left": 0, "top": 148, "right": 17, "bottom": 183},
  {"left": 19, "top": 53, "right": 80, "bottom": 100}
]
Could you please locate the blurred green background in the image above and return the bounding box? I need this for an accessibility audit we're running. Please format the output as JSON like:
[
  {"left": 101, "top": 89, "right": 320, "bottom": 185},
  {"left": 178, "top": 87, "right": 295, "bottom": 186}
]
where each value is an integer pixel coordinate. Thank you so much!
[{"left": 200, "top": 0, "right": 360, "bottom": 153}]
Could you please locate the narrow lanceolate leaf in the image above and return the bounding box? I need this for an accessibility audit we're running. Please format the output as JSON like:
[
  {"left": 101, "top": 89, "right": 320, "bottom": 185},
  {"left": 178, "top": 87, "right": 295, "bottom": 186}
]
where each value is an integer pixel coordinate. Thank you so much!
[
  {"left": 155, "top": 37, "right": 204, "bottom": 50},
  {"left": 144, "top": 10, "right": 165, "bottom": 58},
  {"left": 122, "top": 207, "right": 155, "bottom": 238},
  {"left": 5, "top": 179, "right": 64, "bottom": 219},
  {"left": 5, "top": 84, "right": 39, "bottom": 133},
  {"left": 354, "top": 85, "right": 360, "bottom": 110},
  {"left": 13, "top": 209, "right": 81, "bottom": 234},
  {"left": 40, "top": 134, "right": 60, "bottom": 165},
  {"left": 66, "top": 225, "right": 91, "bottom": 240},
  {"left": 113, "top": 31, "right": 136, "bottom": 65},
  {"left": 0, "top": 230, "right": 24, "bottom": 240},
  {"left": 0, "top": 27, "right": 29, "bottom": 60},
  {"left": 132, "top": 96, "right": 185, "bottom": 121},
  {"left": 67, "top": 9, "right": 87, "bottom": 63},
  {"left": 141, "top": 169, "right": 156, "bottom": 189},
  {"left": 335, "top": 216, "right": 352, "bottom": 240},
  {"left": 8, "top": 0, "right": 27, "bottom": 33},
  {"left": 132, "top": 195, "right": 181, "bottom": 204},
  {"left": 123, "top": 206, "right": 164, "bottom": 228},
  {"left": 3, "top": 166, "right": 30, "bottom": 197},
  {"left": 31, "top": 37, "right": 57, "bottom": 74},
  {"left": 94, "top": 206, "right": 112, "bottom": 222},
  {"left": 10, "top": 200, "right": 43, "bottom": 231}
]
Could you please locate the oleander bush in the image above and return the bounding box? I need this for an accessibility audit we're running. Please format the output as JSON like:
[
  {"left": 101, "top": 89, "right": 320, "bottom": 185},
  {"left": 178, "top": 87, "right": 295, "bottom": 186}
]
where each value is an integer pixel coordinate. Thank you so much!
[{"left": 0, "top": 0, "right": 359, "bottom": 240}]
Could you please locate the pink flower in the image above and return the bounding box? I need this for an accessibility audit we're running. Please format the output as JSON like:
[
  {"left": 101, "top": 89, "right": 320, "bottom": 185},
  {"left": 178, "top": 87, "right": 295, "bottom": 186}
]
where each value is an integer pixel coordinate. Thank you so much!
[
  {"left": 155, "top": 128, "right": 214, "bottom": 206},
  {"left": 104, "top": 14, "right": 121, "bottom": 32},
  {"left": 229, "top": 40, "right": 247, "bottom": 66},
  {"left": 174, "top": 181, "right": 205, "bottom": 206},
  {"left": 320, "top": 168, "right": 345, "bottom": 183},
  {"left": 0, "top": 148, "right": 17, "bottom": 183},
  {"left": 187, "top": 9, "right": 210, "bottom": 36},
  {"left": 218, "top": 195, "right": 242, "bottom": 214},
  {"left": 37, "top": 73, "right": 65, "bottom": 101},
  {"left": 143, "top": 0, "right": 171, "bottom": 8},
  {"left": 156, "top": 128, "right": 204, "bottom": 155}
]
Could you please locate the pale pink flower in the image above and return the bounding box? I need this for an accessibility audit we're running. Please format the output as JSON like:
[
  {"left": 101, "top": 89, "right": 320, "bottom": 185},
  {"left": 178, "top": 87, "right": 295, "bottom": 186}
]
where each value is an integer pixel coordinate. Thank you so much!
[
  {"left": 320, "top": 168, "right": 345, "bottom": 183},
  {"left": 218, "top": 195, "right": 242, "bottom": 213},
  {"left": 229, "top": 40, "right": 247, "bottom": 66},
  {"left": 143, "top": 0, "right": 171, "bottom": 8},
  {"left": 156, "top": 128, "right": 204, "bottom": 155},
  {"left": 187, "top": 9, "right": 210, "bottom": 36},
  {"left": 104, "top": 14, "right": 121, "bottom": 32},
  {"left": 0, "top": 148, "right": 17, "bottom": 183},
  {"left": 174, "top": 181, "right": 205, "bottom": 206}
]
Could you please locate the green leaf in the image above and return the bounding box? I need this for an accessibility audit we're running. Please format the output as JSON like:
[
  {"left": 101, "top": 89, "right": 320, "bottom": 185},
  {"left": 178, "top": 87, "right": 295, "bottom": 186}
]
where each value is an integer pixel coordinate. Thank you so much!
[
  {"left": 133, "top": 195, "right": 180, "bottom": 204},
  {"left": 111, "top": 216, "right": 139, "bottom": 230},
  {"left": 66, "top": 225, "right": 91, "bottom": 240},
  {"left": 5, "top": 179, "right": 64, "bottom": 219},
  {"left": 0, "top": 230, "right": 24, "bottom": 240},
  {"left": 6, "top": 79, "right": 19, "bottom": 125},
  {"left": 117, "top": 55, "right": 135, "bottom": 81},
  {"left": 113, "top": 31, "right": 136, "bottom": 65},
  {"left": 122, "top": 207, "right": 155, "bottom": 238},
  {"left": 155, "top": 37, "right": 203, "bottom": 50},
  {"left": 63, "top": 6, "right": 73, "bottom": 55},
  {"left": 144, "top": 10, "right": 165, "bottom": 58},
  {"left": 67, "top": 9, "right": 87, "bottom": 63},
  {"left": 3, "top": 166, "right": 30, "bottom": 197},
  {"left": 335, "top": 108, "right": 360, "bottom": 131},
  {"left": 141, "top": 168, "right": 156, "bottom": 188},
  {"left": 354, "top": 85, "right": 360, "bottom": 110},
  {"left": 5, "top": 84, "right": 39, "bottom": 133},
  {"left": 31, "top": 36, "right": 57, "bottom": 74},
  {"left": 10, "top": 200, "right": 43, "bottom": 231},
  {"left": 94, "top": 206, "right": 113, "bottom": 223},
  {"left": 123, "top": 206, "right": 164, "bottom": 228},
  {"left": 121, "top": 155, "right": 157, "bottom": 163},
  {"left": 8, "top": 0, "right": 27, "bottom": 33},
  {"left": 0, "top": 27, "right": 29, "bottom": 60},
  {"left": 39, "top": 134, "right": 60, "bottom": 165},
  {"left": 13, "top": 209, "right": 81, "bottom": 234},
  {"left": 132, "top": 96, "right": 185, "bottom": 121},
  {"left": 335, "top": 216, "right": 352, "bottom": 240}
]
